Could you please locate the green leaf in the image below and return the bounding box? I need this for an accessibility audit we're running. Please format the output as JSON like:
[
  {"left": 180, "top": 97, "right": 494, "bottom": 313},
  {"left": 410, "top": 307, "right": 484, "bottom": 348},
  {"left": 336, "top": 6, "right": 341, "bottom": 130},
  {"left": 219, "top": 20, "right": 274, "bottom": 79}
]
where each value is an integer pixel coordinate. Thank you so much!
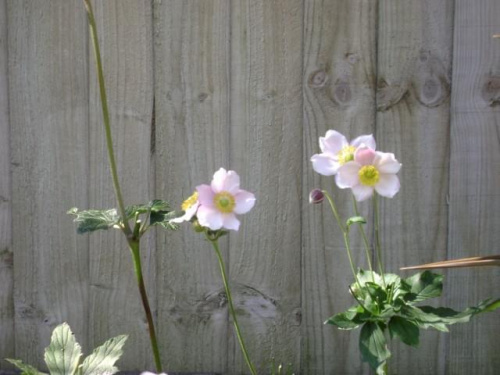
[
  {"left": 125, "top": 199, "right": 171, "bottom": 219},
  {"left": 404, "top": 271, "right": 443, "bottom": 303},
  {"left": 67, "top": 208, "right": 120, "bottom": 234},
  {"left": 5, "top": 359, "right": 47, "bottom": 375},
  {"left": 388, "top": 316, "right": 419, "bottom": 347},
  {"left": 44, "top": 323, "right": 82, "bottom": 375},
  {"left": 150, "top": 210, "right": 184, "bottom": 230},
  {"left": 81, "top": 335, "right": 127, "bottom": 375},
  {"left": 324, "top": 306, "right": 363, "bottom": 330},
  {"left": 346, "top": 216, "right": 366, "bottom": 227},
  {"left": 359, "top": 322, "right": 391, "bottom": 372}
]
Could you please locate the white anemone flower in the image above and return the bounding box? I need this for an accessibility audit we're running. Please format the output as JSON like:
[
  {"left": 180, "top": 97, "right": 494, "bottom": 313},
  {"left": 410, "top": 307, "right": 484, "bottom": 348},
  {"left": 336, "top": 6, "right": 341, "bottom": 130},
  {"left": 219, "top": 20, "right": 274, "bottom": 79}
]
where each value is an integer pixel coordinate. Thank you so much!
[
  {"left": 336, "top": 146, "right": 401, "bottom": 202},
  {"left": 310, "top": 130, "right": 376, "bottom": 183},
  {"left": 196, "top": 168, "right": 256, "bottom": 231},
  {"left": 171, "top": 191, "right": 199, "bottom": 223}
]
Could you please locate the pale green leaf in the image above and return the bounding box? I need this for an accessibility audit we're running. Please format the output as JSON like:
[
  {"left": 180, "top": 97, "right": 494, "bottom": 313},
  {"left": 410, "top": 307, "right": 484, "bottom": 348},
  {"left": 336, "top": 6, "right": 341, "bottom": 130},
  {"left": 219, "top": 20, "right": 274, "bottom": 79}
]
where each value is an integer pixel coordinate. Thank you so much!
[
  {"left": 359, "top": 322, "right": 391, "bottom": 372},
  {"left": 44, "top": 323, "right": 82, "bottom": 375},
  {"left": 81, "top": 335, "right": 127, "bottom": 375},
  {"left": 5, "top": 359, "right": 47, "bottom": 375}
]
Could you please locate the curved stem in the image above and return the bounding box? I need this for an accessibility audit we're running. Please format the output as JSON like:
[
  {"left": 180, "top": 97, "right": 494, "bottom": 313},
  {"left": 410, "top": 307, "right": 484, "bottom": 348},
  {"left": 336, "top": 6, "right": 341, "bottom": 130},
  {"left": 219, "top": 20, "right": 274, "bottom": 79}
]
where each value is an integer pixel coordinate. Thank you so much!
[
  {"left": 129, "top": 240, "right": 163, "bottom": 373},
  {"left": 208, "top": 237, "right": 257, "bottom": 375},
  {"left": 351, "top": 195, "right": 375, "bottom": 282},
  {"left": 322, "top": 190, "right": 345, "bottom": 232},
  {"left": 83, "top": 0, "right": 130, "bottom": 236},
  {"left": 373, "top": 195, "right": 386, "bottom": 287},
  {"left": 343, "top": 232, "right": 361, "bottom": 290}
]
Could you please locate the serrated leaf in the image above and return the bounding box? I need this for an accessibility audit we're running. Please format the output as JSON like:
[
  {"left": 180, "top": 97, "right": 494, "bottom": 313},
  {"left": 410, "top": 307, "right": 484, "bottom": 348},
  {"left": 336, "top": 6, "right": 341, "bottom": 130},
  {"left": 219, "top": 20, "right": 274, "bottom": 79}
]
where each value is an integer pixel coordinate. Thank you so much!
[
  {"left": 150, "top": 210, "right": 184, "bottom": 230},
  {"left": 404, "top": 271, "right": 443, "bottom": 303},
  {"left": 44, "top": 323, "right": 82, "bottom": 375},
  {"left": 359, "top": 322, "right": 391, "bottom": 372},
  {"left": 388, "top": 316, "right": 419, "bottom": 347},
  {"left": 324, "top": 306, "right": 363, "bottom": 329},
  {"left": 81, "top": 335, "right": 127, "bottom": 375},
  {"left": 5, "top": 359, "right": 47, "bottom": 375},
  {"left": 125, "top": 200, "right": 172, "bottom": 220},
  {"left": 68, "top": 208, "right": 120, "bottom": 234},
  {"left": 346, "top": 216, "right": 366, "bottom": 227}
]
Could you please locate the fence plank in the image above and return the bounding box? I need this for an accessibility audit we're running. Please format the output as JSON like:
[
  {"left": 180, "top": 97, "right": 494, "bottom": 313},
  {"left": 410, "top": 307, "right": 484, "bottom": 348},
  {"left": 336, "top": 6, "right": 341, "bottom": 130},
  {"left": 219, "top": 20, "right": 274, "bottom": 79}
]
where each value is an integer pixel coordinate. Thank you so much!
[
  {"left": 8, "top": 0, "right": 89, "bottom": 366},
  {"left": 88, "top": 0, "right": 154, "bottom": 370},
  {"left": 447, "top": 0, "right": 500, "bottom": 373},
  {"left": 375, "top": 1, "right": 453, "bottom": 373},
  {"left": 0, "top": 0, "right": 14, "bottom": 363},
  {"left": 302, "top": 0, "right": 377, "bottom": 373},
  {"left": 153, "top": 1, "right": 230, "bottom": 372},
  {"left": 229, "top": 0, "right": 303, "bottom": 373}
]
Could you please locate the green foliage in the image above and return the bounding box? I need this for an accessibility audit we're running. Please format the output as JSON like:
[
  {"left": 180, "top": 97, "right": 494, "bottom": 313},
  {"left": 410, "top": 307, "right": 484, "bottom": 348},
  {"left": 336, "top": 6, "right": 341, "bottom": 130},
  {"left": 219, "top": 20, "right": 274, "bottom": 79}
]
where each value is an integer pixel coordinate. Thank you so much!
[
  {"left": 325, "top": 269, "right": 500, "bottom": 373},
  {"left": 7, "top": 323, "right": 127, "bottom": 375},
  {"left": 346, "top": 216, "right": 367, "bottom": 228},
  {"left": 68, "top": 199, "right": 183, "bottom": 235}
]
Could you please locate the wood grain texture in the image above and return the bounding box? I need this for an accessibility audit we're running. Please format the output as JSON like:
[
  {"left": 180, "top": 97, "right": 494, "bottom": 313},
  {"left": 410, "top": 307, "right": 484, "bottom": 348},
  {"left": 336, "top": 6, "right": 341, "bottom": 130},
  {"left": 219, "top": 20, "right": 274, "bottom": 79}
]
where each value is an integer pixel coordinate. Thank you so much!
[
  {"left": 446, "top": 0, "right": 500, "bottom": 373},
  {"left": 0, "top": 0, "right": 14, "bottom": 362},
  {"left": 8, "top": 0, "right": 89, "bottom": 366},
  {"left": 153, "top": 1, "right": 230, "bottom": 372},
  {"left": 230, "top": 0, "right": 303, "bottom": 373},
  {"left": 375, "top": 1, "right": 453, "bottom": 373},
  {"left": 88, "top": 0, "right": 154, "bottom": 371},
  {"left": 302, "top": 1, "right": 377, "bottom": 373}
]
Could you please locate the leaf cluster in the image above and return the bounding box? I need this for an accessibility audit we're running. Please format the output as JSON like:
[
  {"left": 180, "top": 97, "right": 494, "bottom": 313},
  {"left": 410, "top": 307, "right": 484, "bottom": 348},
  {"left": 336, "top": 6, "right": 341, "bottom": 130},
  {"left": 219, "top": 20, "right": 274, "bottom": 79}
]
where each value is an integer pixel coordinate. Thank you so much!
[
  {"left": 6, "top": 323, "right": 127, "bottom": 375},
  {"left": 68, "top": 199, "right": 184, "bottom": 236},
  {"left": 325, "top": 269, "right": 500, "bottom": 374}
]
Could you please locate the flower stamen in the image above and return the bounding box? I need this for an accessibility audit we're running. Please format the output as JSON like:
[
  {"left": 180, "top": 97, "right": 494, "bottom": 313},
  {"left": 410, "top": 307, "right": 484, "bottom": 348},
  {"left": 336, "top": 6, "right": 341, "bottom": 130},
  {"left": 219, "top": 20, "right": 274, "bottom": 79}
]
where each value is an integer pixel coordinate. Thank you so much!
[
  {"left": 358, "top": 165, "right": 380, "bottom": 186},
  {"left": 214, "top": 191, "right": 236, "bottom": 213},
  {"left": 337, "top": 145, "right": 356, "bottom": 165},
  {"left": 182, "top": 191, "right": 199, "bottom": 211}
]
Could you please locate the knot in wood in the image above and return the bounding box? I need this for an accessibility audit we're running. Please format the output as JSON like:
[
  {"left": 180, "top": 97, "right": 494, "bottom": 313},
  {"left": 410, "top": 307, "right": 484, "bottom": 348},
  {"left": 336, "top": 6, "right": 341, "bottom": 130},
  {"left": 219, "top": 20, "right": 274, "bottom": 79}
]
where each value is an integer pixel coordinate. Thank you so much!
[
  {"left": 481, "top": 76, "right": 500, "bottom": 106},
  {"left": 308, "top": 69, "right": 329, "bottom": 88},
  {"left": 333, "top": 80, "right": 352, "bottom": 106}
]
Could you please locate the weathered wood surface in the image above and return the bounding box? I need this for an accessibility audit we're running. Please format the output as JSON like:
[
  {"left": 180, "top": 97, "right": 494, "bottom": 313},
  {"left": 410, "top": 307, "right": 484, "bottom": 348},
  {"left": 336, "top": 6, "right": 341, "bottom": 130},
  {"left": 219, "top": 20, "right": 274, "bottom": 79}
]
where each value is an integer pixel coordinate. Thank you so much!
[
  {"left": 88, "top": 0, "right": 154, "bottom": 371},
  {"left": 1, "top": 0, "right": 500, "bottom": 373},
  {"left": 303, "top": 0, "right": 377, "bottom": 373},
  {"left": 8, "top": 0, "right": 89, "bottom": 364},
  {"left": 0, "top": 0, "right": 14, "bottom": 366},
  {"left": 376, "top": 1, "right": 453, "bottom": 374},
  {"left": 446, "top": 0, "right": 500, "bottom": 374}
]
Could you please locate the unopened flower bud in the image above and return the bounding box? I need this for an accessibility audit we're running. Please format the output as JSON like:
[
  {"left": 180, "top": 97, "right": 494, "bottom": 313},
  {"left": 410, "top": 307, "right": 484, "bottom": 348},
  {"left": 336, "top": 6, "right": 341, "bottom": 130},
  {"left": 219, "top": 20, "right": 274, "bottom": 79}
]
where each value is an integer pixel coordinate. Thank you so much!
[{"left": 309, "top": 189, "right": 325, "bottom": 204}]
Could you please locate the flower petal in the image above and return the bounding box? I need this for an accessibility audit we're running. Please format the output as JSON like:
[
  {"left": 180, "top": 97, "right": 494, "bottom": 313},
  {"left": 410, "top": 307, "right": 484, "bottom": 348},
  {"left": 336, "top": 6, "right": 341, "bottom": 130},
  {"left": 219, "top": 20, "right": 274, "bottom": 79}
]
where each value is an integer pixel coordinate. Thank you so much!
[
  {"left": 320, "top": 130, "right": 348, "bottom": 154},
  {"left": 211, "top": 168, "right": 228, "bottom": 192},
  {"left": 374, "top": 152, "right": 402, "bottom": 174},
  {"left": 336, "top": 161, "right": 361, "bottom": 188},
  {"left": 222, "top": 213, "right": 240, "bottom": 231},
  {"left": 221, "top": 170, "right": 240, "bottom": 193},
  {"left": 197, "top": 205, "right": 223, "bottom": 230},
  {"left": 311, "top": 153, "right": 339, "bottom": 176},
  {"left": 375, "top": 174, "right": 400, "bottom": 198},
  {"left": 234, "top": 190, "right": 256, "bottom": 214},
  {"left": 171, "top": 201, "right": 199, "bottom": 223},
  {"left": 354, "top": 146, "right": 376, "bottom": 166},
  {"left": 352, "top": 184, "right": 374, "bottom": 202},
  {"left": 351, "top": 134, "right": 376, "bottom": 150},
  {"left": 196, "top": 184, "right": 215, "bottom": 207}
]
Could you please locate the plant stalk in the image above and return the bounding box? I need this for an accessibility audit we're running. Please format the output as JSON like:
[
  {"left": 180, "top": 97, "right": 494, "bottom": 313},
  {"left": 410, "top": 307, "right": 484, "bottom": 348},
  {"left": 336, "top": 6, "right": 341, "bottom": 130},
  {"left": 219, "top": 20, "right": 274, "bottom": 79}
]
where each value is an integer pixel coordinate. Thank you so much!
[
  {"left": 373, "top": 195, "right": 386, "bottom": 287},
  {"left": 209, "top": 237, "right": 257, "bottom": 375},
  {"left": 351, "top": 195, "right": 375, "bottom": 282},
  {"left": 129, "top": 239, "right": 163, "bottom": 373},
  {"left": 83, "top": 0, "right": 130, "bottom": 235}
]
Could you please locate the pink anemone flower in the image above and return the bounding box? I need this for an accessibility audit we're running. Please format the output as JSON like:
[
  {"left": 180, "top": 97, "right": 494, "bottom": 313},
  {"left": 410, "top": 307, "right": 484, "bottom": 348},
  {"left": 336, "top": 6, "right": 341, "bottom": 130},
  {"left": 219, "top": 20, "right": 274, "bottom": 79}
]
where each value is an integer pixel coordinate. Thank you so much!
[
  {"left": 196, "top": 168, "right": 256, "bottom": 231},
  {"left": 336, "top": 146, "right": 401, "bottom": 202}
]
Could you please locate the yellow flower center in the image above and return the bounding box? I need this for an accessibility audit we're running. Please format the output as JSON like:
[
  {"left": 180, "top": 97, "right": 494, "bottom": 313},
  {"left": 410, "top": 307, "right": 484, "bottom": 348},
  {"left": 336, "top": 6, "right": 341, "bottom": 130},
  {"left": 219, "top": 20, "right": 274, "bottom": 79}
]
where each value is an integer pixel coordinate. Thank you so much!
[
  {"left": 213, "top": 191, "right": 236, "bottom": 213},
  {"left": 337, "top": 145, "right": 356, "bottom": 165},
  {"left": 181, "top": 191, "right": 199, "bottom": 211},
  {"left": 358, "top": 165, "right": 380, "bottom": 186}
]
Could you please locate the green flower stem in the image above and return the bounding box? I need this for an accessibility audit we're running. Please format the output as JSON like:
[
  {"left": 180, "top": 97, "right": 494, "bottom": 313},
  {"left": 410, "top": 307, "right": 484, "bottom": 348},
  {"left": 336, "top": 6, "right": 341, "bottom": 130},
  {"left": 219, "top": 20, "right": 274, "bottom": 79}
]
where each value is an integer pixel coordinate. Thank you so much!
[
  {"left": 208, "top": 237, "right": 257, "bottom": 375},
  {"left": 373, "top": 195, "right": 386, "bottom": 287},
  {"left": 129, "top": 239, "right": 163, "bottom": 373},
  {"left": 322, "top": 191, "right": 360, "bottom": 289},
  {"left": 351, "top": 195, "right": 375, "bottom": 282},
  {"left": 83, "top": 0, "right": 130, "bottom": 236}
]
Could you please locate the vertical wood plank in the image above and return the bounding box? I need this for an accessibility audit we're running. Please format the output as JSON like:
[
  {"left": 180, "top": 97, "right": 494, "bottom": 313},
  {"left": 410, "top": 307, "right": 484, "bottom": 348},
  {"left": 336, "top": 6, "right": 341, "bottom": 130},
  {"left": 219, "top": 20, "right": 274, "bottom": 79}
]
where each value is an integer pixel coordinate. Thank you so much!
[
  {"left": 230, "top": 0, "right": 303, "bottom": 372},
  {"left": 302, "top": 0, "right": 377, "bottom": 373},
  {"left": 376, "top": 0, "right": 453, "bottom": 373},
  {"left": 447, "top": 0, "right": 500, "bottom": 373},
  {"left": 8, "top": 0, "right": 89, "bottom": 366},
  {"left": 154, "top": 1, "right": 230, "bottom": 372},
  {"left": 0, "top": 0, "right": 14, "bottom": 361},
  {"left": 88, "top": 0, "right": 154, "bottom": 370}
]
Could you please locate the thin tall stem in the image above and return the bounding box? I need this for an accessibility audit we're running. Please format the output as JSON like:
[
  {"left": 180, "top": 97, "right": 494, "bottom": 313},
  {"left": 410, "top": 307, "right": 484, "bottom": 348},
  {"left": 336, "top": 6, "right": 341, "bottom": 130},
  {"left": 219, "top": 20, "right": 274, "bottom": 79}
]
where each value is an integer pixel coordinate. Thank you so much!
[
  {"left": 209, "top": 237, "right": 257, "bottom": 375},
  {"left": 83, "top": 0, "right": 130, "bottom": 236},
  {"left": 351, "top": 195, "right": 375, "bottom": 282},
  {"left": 373, "top": 195, "right": 386, "bottom": 287},
  {"left": 129, "top": 240, "right": 163, "bottom": 373},
  {"left": 322, "top": 190, "right": 345, "bottom": 232}
]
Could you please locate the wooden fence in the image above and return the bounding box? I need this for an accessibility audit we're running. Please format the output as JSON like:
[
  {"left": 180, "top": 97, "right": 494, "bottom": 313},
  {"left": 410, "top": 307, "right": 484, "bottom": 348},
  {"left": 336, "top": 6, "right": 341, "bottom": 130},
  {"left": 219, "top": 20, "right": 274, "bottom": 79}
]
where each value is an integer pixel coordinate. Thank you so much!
[{"left": 1, "top": 0, "right": 499, "bottom": 374}]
